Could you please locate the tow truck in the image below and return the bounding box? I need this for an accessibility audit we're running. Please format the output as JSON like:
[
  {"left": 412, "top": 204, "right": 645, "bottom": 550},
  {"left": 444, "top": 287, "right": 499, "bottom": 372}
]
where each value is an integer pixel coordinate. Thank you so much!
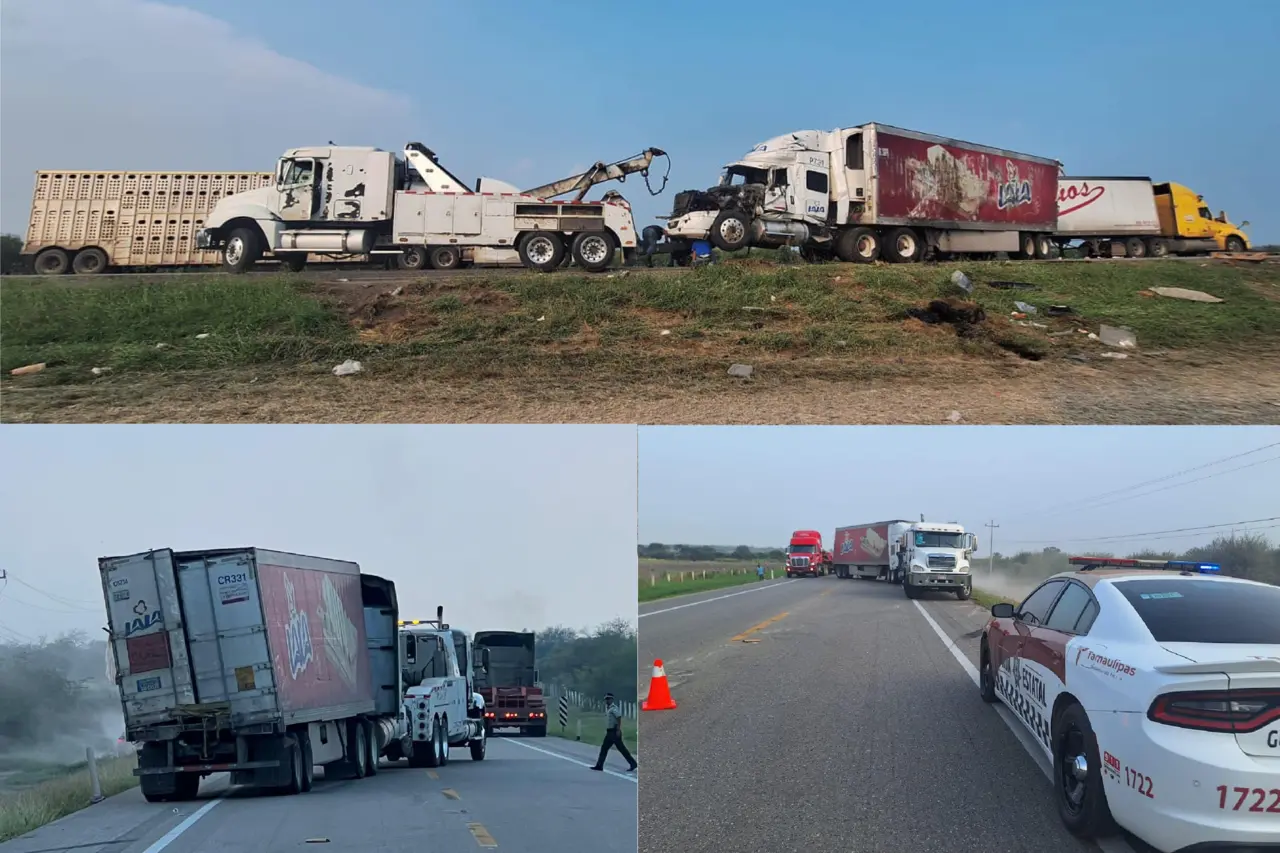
[
  {"left": 391, "top": 609, "right": 489, "bottom": 767},
  {"left": 196, "top": 144, "right": 669, "bottom": 273}
]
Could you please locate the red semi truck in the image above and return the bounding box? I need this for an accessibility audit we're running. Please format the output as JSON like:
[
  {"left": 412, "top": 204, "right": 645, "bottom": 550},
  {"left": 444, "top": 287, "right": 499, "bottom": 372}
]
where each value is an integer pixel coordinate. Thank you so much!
[
  {"left": 785, "top": 530, "right": 832, "bottom": 577},
  {"left": 663, "top": 123, "right": 1062, "bottom": 263},
  {"left": 472, "top": 630, "right": 548, "bottom": 737}
]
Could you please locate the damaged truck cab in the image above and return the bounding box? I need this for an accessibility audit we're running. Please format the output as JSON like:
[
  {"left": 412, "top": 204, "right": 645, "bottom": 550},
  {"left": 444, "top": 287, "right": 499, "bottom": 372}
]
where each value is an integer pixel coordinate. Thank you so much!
[{"left": 663, "top": 123, "right": 1061, "bottom": 264}]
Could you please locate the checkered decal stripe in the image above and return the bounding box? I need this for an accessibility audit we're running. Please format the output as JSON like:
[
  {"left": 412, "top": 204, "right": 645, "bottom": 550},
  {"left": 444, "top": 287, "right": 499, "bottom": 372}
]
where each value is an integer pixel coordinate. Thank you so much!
[{"left": 996, "top": 670, "right": 1051, "bottom": 751}]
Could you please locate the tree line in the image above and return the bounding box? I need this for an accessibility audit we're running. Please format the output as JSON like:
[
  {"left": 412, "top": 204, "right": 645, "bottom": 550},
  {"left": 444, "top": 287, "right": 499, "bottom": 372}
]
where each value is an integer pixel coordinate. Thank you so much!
[
  {"left": 638, "top": 543, "right": 784, "bottom": 562},
  {"left": 534, "top": 618, "right": 637, "bottom": 703}
]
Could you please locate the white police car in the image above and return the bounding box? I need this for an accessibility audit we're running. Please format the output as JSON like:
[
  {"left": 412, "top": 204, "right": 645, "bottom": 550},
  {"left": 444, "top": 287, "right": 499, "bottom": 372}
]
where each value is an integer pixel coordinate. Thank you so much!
[{"left": 978, "top": 557, "right": 1280, "bottom": 853}]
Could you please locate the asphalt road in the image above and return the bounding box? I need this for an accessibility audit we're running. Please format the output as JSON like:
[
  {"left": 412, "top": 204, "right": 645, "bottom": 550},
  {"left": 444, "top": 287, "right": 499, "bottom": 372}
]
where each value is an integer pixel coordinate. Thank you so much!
[
  {"left": 637, "top": 577, "right": 1156, "bottom": 853},
  {"left": 2, "top": 737, "right": 635, "bottom": 853}
]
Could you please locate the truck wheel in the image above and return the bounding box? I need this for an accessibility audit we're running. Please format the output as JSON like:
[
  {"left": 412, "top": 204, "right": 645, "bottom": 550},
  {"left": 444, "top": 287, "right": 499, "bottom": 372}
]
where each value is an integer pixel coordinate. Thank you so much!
[
  {"left": 956, "top": 584, "right": 971, "bottom": 601},
  {"left": 351, "top": 720, "right": 369, "bottom": 778},
  {"left": 1146, "top": 238, "right": 1169, "bottom": 258},
  {"left": 72, "top": 247, "right": 108, "bottom": 275},
  {"left": 709, "top": 210, "right": 751, "bottom": 252},
  {"left": 1013, "top": 233, "right": 1037, "bottom": 261},
  {"left": 283, "top": 736, "right": 305, "bottom": 795},
  {"left": 439, "top": 717, "right": 451, "bottom": 766},
  {"left": 519, "top": 232, "right": 566, "bottom": 272},
  {"left": 1034, "top": 235, "right": 1054, "bottom": 260},
  {"left": 1124, "top": 237, "right": 1147, "bottom": 259},
  {"left": 1225, "top": 236, "right": 1246, "bottom": 253},
  {"left": 571, "top": 231, "right": 616, "bottom": 272},
  {"left": 883, "top": 227, "right": 921, "bottom": 263},
  {"left": 34, "top": 248, "right": 70, "bottom": 275},
  {"left": 363, "top": 721, "right": 379, "bottom": 776},
  {"left": 398, "top": 247, "right": 429, "bottom": 270},
  {"left": 470, "top": 728, "right": 487, "bottom": 761},
  {"left": 532, "top": 724, "right": 547, "bottom": 738},
  {"left": 979, "top": 642, "right": 998, "bottom": 703},
  {"left": 295, "top": 731, "right": 314, "bottom": 792},
  {"left": 835, "top": 227, "right": 880, "bottom": 263},
  {"left": 1054, "top": 703, "right": 1119, "bottom": 839},
  {"left": 429, "top": 246, "right": 461, "bottom": 271},
  {"left": 279, "top": 254, "right": 307, "bottom": 273},
  {"left": 425, "top": 720, "right": 442, "bottom": 768},
  {"left": 904, "top": 581, "right": 919, "bottom": 600},
  {"left": 222, "top": 227, "right": 261, "bottom": 274}
]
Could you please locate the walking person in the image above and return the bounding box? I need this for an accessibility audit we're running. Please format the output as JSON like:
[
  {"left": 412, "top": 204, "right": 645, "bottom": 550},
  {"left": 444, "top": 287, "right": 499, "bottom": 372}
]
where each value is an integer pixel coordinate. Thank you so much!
[
  {"left": 757, "top": 563, "right": 765, "bottom": 581},
  {"left": 591, "top": 692, "right": 637, "bottom": 772}
]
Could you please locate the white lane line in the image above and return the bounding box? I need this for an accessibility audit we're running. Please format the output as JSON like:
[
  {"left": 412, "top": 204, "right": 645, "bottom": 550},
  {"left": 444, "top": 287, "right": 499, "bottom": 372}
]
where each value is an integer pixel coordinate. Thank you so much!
[
  {"left": 140, "top": 795, "right": 224, "bottom": 853},
  {"left": 639, "top": 580, "right": 799, "bottom": 618},
  {"left": 504, "top": 739, "right": 638, "bottom": 783},
  {"left": 910, "top": 601, "right": 1139, "bottom": 853}
]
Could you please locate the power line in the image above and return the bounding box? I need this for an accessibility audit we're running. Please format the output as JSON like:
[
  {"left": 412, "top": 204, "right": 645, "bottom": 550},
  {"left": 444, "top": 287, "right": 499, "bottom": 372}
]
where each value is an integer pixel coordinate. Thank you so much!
[
  {"left": 1007, "top": 440, "right": 1280, "bottom": 522},
  {"left": 1079, "top": 455, "right": 1280, "bottom": 515},
  {"left": 1003, "top": 515, "right": 1280, "bottom": 546},
  {"left": 6, "top": 574, "right": 101, "bottom": 610}
]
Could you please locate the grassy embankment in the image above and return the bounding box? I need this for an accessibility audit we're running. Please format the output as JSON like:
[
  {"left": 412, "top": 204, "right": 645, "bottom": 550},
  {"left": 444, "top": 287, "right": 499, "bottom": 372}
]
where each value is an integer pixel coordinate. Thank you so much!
[
  {"left": 0, "top": 755, "right": 138, "bottom": 843},
  {"left": 543, "top": 707, "right": 639, "bottom": 758},
  {"left": 638, "top": 558, "right": 780, "bottom": 601}
]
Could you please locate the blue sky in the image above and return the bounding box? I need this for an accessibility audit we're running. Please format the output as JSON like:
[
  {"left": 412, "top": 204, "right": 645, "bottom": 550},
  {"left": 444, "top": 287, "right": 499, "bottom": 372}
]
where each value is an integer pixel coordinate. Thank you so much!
[
  {"left": 639, "top": 426, "right": 1280, "bottom": 555},
  {"left": 0, "top": 425, "right": 638, "bottom": 643},
  {"left": 3, "top": 0, "right": 1276, "bottom": 241}
]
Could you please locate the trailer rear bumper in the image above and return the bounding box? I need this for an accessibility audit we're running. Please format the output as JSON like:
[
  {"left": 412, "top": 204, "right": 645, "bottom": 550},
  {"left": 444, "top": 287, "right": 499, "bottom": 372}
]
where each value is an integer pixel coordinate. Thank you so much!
[{"left": 135, "top": 759, "right": 279, "bottom": 776}]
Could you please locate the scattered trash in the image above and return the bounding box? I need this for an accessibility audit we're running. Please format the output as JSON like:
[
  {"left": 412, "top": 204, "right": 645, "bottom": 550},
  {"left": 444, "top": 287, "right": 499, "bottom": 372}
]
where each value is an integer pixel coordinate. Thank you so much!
[
  {"left": 950, "top": 271, "right": 973, "bottom": 293},
  {"left": 1046, "top": 305, "right": 1074, "bottom": 316},
  {"left": 947, "top": 410, "right": 963, "bottom": 423},
  {"left": 155, "top": 342, "right": 170, "bottom": 350},
  {"left": 390, "top": 286, "right": 404, "bottom": 297},
  {"left": 1066, "top": 354, "right": 1091, "bottom": 364},
  {"left": 10, "top": 362, "right": 46, "bottom": 376},
  {"left": 195, "top": 333, "right": 211, "bottom": 340},
  {"left": 618, "top": 270, "right": 631, "bottom": 278},
  {"left": 1099, "top": 324, "right": 1137, "bottom": 349},
  {"left": 1100, "top": 352, "right": 1129, "bottom": 359},
  {"left": 1087, "top": 332, "right": 1099, "bottom": 341},
  {"left": 1211, "top": 251, "right": 1270, "bottom": 262},
  {"left": 536, "top": 315, "right": 546, "bottom": 322},
  {"left": 832, "top": 276, "right": 844, "bottom": 283},
  {"left": 305, "top": 839, "right": 331, "bottom": 844},
  {"left": 659, "top": 329, "right": 671, "bottom": 336},
  {"left": 1048, "top": 330, "right": 1075, "bottom": 337},
  {"left": 1028, "top": 322, "right": 1048, "bottom": 329},
  {"left": 91, "top": 367, "right": 111, "bottom": 376},
  {"left": 1148, "top": 286, "right": 1223, "bottom": 303},
  {"left": 1011, "top": 312, "right": 1027, "bottom": 320},
  {"left": 332, "top": 359, "right": 363, "bottom": 377},
  {"left": 727, "top": 363, "right": 754, "bottom": 379},
  {"left": 907, "top": 299, "right": 986, "bottom": 335},
  {"left": 1013, "top": 300, "right": 1038, "bottom": 314},
  {"left": 336, "top": 278, "right": 350, "bottom": 283},
  {"left": 988, "top": 281, "right": 1036, "bottom": 290}
]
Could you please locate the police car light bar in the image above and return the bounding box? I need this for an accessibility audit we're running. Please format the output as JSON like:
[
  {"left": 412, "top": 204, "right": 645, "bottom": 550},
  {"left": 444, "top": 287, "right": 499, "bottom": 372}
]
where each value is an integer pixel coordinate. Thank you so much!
[{"left": 1068, "top": 556, "right": 1222, "bottom": 574}]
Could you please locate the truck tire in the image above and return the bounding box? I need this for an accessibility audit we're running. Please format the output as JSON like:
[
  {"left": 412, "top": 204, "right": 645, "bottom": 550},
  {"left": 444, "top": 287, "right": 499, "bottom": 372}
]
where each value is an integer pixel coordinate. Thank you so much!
[
  {"left": 904, "top": 581, "right": 920, "bottom": 600},
  {"left": 1124, "top": 237, "right": 1147, "bottom": 259},
  {"left": 439, "top": 717, "right": 451, "bottom": 766},
  {"left": 425, "top": 719, "right": 443, "bottom": 768},
  {"left": 1053, "top": 703, "right": 1119, "bottom": 839},
  {"left": 1012, "top": 233, "right": 1037, "bottom": 261},
  {"left": 363, "top": 721, "right": 379, "bottom": 776},
  {"left": 709, "top": 210, "right": 751, "bottom": 252},
  {"left": 1225, "top": 236, "right": 1246, "bottom": 253},
  {"left": 956, "top": 584, "right": 971, "bottom": 601},
  {"left": 571, "top": 231, "right": 616, "bottom": 272},
  {"left": 1146, "top": 238, "right": 1169, "bottom": 258},
  {"left": 470, "top": 728, "right": 487, "bottom": 761},
  {"left": 531, "top": 724, "right": 547, "bottom": 738},
  {"left": 171, "top": 772, "right": 200, "bottom": 801},
  {"left": 883, "top": 227, "right": 922, "bottom": 263},
  {"left": 835, "top": 227, "right": 880, "bottom": 263},
  {"left": 281, "top": 735, "right": 305, "bottom": 795},
  {"left": 222, "top": 227, "right": 262, "bottom": 274},
  {"left": 350, "top": 720, "right": 369, "bottom": 779},
  {"left": 429, "top": 246, "right": 461, "bottom": 271},
  {"left": 34, "top": 248, "right": 70, "bottom": 276},
  {"left": 72, "top": 247, "right": 108, "bottom": 275},
  {"left": 1034, "top": 235, "right": 1054, "bottom": 260},
  {"left": 519, "top": 232, "right": 566, "bottom": 272},
  {"left": 398, "top": 247, "right": 429, "bottom": 270},
  {"left": 279, "top": 253, "right": 307, "bottom": 273}
]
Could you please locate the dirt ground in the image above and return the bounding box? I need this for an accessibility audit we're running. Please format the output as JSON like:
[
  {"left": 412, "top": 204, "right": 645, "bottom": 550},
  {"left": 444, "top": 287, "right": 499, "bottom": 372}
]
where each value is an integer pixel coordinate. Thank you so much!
[{"left": 6, "top": 347, "right": 1279, "bottom": 424}]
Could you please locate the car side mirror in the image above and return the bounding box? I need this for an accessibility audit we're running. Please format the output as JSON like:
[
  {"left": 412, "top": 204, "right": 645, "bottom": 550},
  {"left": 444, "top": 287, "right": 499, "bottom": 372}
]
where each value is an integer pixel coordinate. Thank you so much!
[
  {"left": 1241, "top": 220, "right": 1251, "bottom": 228},
  {"left": 991, "top": 603, "right": 1015, "bottom": 619}
]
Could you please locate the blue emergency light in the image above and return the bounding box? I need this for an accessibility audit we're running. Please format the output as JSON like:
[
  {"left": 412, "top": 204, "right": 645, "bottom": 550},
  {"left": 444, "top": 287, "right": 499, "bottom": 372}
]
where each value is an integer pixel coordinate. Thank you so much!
[{"left": 1165, "top": 561, "right": 1222, "bottom": 574}]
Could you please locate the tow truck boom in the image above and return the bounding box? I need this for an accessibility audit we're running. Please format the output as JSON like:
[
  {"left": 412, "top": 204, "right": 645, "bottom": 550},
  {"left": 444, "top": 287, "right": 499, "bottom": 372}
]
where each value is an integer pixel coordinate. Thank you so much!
[{"left": 522, "top": 148, "right": 669, "bottom": 202}]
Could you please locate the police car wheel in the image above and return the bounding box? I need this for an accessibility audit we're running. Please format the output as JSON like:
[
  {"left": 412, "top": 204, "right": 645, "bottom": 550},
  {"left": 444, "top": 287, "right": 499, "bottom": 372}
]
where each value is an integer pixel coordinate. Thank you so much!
[
  {"left": 978, "top": 645, "right": 997, "bottom": 703},
  {"left": 1053, "top": 703, "right": 1118, "bottom": 838}
]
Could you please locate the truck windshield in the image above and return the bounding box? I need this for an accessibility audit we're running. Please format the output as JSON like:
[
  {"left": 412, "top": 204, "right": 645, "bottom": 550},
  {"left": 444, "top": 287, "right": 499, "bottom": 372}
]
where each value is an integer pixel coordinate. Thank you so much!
[
  {"left": 721, "top": 166, "right": 768, "bottom": 187},
  {"left": 789, "top": 544, "right": 817, "bottom": 554},
  {"left": 914, "top": 532, "right": 964, "bottom": 548}
]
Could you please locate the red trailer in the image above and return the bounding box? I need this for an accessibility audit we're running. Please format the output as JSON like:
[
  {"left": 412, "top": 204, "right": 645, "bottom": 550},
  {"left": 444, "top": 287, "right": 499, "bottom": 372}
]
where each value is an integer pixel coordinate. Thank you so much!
[{"left": 832, "top": 520, "right": 913, "bottom": 580}]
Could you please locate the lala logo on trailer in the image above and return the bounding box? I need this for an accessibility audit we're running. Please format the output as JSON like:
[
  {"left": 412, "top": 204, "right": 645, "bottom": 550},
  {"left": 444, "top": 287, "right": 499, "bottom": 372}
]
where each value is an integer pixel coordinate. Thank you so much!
[
  {"left": 283, "top": 574, "right": 314, "bottom": 679},
  {"left": 123, "top": 599, "right": 163, "bottom": 637}
]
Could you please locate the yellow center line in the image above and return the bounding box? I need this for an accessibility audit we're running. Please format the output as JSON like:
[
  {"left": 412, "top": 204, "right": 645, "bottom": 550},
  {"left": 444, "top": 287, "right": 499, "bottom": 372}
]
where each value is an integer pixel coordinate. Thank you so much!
[
  {"left": 731, "top": 611, "right": 789, "bottom": 642},
  {"left": 442, "top": 788, "right": 460, "bottom": 800},
  {"left": 426, "top": 770, "right": 439, "bottom": 779},
  {"left": 468, "top": 823, "right": 498, "bottom": 848}
]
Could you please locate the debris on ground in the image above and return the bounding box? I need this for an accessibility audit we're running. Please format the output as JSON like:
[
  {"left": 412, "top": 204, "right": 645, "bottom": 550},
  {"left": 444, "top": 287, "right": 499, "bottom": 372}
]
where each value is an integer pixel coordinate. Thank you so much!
[
  {"left": 332, "top": 359, "right": 363, "bottom": 377},
  {"left": 906, "top": 299, "right": 986, "bottom": 337},
  {"left": 1046, "top": 305, "right": 1074, "bottom": 316},
  {"left": 1148, "top": 286, "right": 1224, "bottom": 303},
  {"left": 659, "top": 329, "right": 672, "bottom": 336},
  {"left": 155, "top": 342, "right": 170, "bottom": 350},
  {"left": 1099, "top": 324, "right": 1137, "bottom": 349},
  {"left": 390, "top": 286, "right": 404, "bottom": 297},
  {"left": 947, "top": 410, "right": 963, "bottom": 423},
  {"left": 10, "top": 362, "right": 46, "bottom": 376},
  {"left": 950, "top": 271, "right": 974, "bottom": 293},
  {"left": 1013, "top": 300, "right": 1037, "bottom": 314},
  {"left": 195, "top": 333, "right": 211, "bottom": 340},
  {"left": 988, "top": 281, "right": 1037, "bottom": 289},
  {"left": 1100, "top": 352, "right": 1130, "bottom": 359},
  {"left": 1211, "top": 251, "right": 1271, "bottom": 263},
  {"left": 91, "top": 366, "right": 111, "bottom": 376},
  {"left": 727, "top": 363, "right": 754, "bottom": 379}
]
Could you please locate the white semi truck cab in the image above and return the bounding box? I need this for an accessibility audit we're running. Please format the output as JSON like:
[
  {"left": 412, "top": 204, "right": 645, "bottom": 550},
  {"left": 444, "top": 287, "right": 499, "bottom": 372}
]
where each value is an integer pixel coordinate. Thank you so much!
[
  {"left": 894, "top": 522, "right": 979, "bottom": 600},
  {"left": 197, "top": 143, "right": 668, "bottom": 274},
  {"left": 392, "top": 610, "right": 488, "bottom": 767}
]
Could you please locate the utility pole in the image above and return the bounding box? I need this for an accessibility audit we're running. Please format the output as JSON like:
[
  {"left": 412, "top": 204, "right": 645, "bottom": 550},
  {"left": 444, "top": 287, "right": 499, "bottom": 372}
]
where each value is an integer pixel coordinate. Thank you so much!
[{"left": 985, "top": 521, "right": 1000, "bottom": 575}]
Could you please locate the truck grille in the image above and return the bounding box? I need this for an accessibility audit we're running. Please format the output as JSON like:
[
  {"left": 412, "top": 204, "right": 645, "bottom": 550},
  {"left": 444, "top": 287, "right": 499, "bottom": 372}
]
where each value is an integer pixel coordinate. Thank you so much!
[
  {"left": 927, "top": 554, "right": 957, "bottom": 570},
  {"left": 790, "top": 556, "right": 810, "bottom": 568}
]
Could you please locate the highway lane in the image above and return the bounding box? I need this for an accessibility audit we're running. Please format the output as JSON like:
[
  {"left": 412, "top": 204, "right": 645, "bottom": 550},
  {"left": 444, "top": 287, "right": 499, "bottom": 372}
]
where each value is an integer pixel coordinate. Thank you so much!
[
  {"left": 637, "top": 576, "right": 1151, "bottom": 853},
  {"left": 1, "top": 737, "right": 635, "bottom": 853}
]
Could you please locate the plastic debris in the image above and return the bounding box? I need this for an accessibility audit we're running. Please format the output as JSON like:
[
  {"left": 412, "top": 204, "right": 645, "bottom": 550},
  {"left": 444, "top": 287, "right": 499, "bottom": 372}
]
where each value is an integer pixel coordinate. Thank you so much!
[
  {"left": 1013, "top": 301, "right": 1038, "bottom": 314},
  {"left": 947, "top": 410, "right": 963, "bottom": 423},
  {"left": 1149, "top": 287, "right": 1223, "bottom": 303},
  {"left": 10, "top": 362, "right": 46, "bottom": 376},
  {"left": 332, "top": 359, "right": 363, "bottom": 376},
  {"left": 1100, "top": 352, "right": 1129, "bottom": 359},
  {"left": 950, "top": 271, "right": 974, "bottom": 293},
  {"left": 727, "top": 363, "right": 754, "bottom": 379},
  {"left": 195, "top": 333, "right": 211, "bottom": 340},
  {"left": 1099, "top": 325, "right": 1137, "bottom": 349},
  {"left": 91, "top": 367, "right": 111, "bottom": 376}
]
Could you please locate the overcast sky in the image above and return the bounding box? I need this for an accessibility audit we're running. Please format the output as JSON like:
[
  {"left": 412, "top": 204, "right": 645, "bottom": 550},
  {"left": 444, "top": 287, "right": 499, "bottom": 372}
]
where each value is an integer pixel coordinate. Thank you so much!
[
  {"left": 0, "top": 426, "right": 637, "bottom": 644},
  {"left": 639, "top": 427, "right": 1280, "bottom": 557}
]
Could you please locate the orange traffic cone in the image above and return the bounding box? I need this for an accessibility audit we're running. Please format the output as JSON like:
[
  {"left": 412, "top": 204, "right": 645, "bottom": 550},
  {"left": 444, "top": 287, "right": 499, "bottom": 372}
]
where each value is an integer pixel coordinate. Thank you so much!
[{"left": 641, "top": 659, "right": 677, "bottom": 711}]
